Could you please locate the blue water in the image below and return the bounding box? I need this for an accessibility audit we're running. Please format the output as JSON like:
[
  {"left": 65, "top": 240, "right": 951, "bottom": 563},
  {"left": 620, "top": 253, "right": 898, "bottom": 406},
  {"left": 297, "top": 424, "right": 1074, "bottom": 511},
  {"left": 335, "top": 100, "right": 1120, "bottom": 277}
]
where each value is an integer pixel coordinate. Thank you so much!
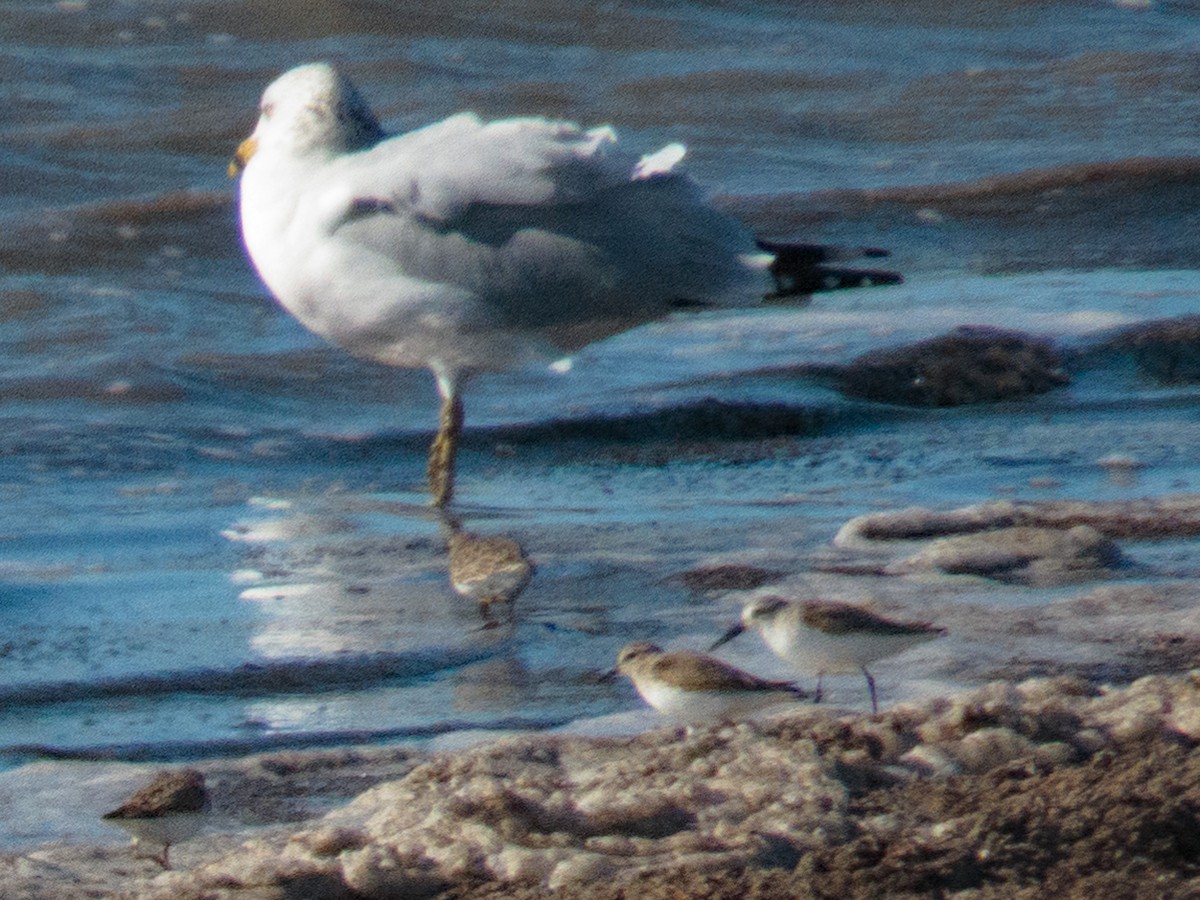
[{"left": 4, "top": 0, "right": 1200, "bottom": 845}]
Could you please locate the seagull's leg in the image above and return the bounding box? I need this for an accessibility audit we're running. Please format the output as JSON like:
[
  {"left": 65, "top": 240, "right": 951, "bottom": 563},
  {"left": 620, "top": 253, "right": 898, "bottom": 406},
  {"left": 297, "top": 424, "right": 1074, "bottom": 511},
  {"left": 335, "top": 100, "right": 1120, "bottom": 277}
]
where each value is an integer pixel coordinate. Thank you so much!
[
  {"left": 862, "top": 667, "right": 878, "bottom": 714},
  {"left": 427, "top": 393, "right": 462, "bottom": 506},
  {"left": 157, "top": 843, "right": 171, "bottom": 869},
  {"left": 814, "top": 672, "right": 824, "bottom": 705},
  {"left": 427, "top": 369, "right": 463, "bottom": 507}
]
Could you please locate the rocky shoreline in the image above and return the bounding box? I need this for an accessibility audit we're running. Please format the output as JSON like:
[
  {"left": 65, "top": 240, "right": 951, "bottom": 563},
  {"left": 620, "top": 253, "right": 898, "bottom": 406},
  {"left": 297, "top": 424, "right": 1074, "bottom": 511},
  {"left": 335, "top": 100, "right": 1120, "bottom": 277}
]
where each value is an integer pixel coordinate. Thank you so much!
[{"left": 6, "top": 670, "right": 1200, "bottom": 899}]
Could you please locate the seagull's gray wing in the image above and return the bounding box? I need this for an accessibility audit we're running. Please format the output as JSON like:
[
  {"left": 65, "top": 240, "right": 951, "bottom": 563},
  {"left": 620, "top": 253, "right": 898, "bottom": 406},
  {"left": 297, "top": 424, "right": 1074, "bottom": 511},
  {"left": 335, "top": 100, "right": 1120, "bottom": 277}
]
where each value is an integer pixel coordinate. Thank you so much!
[
  {"left": 316, "top": 116, "right": 758, "bottom": 351},
  {"left": 330, "top": 114, "right": 630, "bottom": 226}
]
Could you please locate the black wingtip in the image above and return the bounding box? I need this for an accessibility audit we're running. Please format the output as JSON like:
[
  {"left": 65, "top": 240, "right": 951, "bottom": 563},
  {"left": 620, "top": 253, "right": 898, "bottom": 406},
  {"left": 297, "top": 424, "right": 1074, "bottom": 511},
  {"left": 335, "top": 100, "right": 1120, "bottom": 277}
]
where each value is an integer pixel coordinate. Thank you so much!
[{"left": 756, "top": 239, "right": 903, "bottom": 301}]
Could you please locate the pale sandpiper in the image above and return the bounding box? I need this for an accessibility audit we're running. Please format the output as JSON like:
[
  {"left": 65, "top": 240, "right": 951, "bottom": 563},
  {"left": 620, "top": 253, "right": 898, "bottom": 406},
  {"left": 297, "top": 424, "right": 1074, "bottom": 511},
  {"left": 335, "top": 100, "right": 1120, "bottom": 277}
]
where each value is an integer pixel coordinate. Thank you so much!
[
  {"left": 607, "top": 640, "right": 807, "bottom": 723},
  {"left": 711, "top": 596, "right": 945, "bottom": 713}
]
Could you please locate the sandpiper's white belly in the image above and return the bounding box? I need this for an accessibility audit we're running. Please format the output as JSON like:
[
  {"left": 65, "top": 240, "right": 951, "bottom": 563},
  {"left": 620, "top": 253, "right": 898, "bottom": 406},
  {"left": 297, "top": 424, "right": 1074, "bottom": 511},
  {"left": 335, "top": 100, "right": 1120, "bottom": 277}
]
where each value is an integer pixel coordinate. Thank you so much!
[
  {"left": 762, "top": 622, "right": 932, "bottom": 675},
  {"left": 635, "top": 681, "right": 790, "bottom": 722},
  {"left": 109, "top": 811, "right": 206, "bottom": 848},
  {"left": 452, "top": 564, "right": 531, "bottom": 603}
]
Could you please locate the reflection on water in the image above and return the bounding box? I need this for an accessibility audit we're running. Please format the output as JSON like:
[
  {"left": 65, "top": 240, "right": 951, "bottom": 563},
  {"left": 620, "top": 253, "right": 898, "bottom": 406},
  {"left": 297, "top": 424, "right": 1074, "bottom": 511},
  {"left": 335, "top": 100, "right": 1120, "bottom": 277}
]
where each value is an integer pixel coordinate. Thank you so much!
[
  {"left": 451, "top": 656, "right": 534, "bottom": 713},
  {"left": 220, "top": 494, "right": 556, "bottom": 736}
]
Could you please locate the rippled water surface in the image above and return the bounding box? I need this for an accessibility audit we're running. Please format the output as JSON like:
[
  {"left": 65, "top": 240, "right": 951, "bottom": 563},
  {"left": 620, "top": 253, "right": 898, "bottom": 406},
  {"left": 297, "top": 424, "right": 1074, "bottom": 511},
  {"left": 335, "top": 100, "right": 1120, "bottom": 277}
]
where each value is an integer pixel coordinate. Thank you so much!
[{"left": 4, "top": 0, "right": 1200, "bottom": 846}]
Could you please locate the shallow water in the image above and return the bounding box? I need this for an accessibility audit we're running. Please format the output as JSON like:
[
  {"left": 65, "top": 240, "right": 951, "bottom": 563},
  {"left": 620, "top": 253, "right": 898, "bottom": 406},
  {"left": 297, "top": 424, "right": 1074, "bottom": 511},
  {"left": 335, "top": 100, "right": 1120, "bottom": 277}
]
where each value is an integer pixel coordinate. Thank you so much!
[{"left": 4, "top": 0, "right": 1200, "bottom": 848}]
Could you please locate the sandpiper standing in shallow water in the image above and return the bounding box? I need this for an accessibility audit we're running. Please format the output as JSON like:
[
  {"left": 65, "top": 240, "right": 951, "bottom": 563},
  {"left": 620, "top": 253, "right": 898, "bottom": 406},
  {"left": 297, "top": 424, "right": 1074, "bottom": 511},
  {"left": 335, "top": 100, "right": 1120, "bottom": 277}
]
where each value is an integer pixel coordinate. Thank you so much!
[
  {"left": 102, "top": 768, "right": 210, "bottom": 868},
  {"left": 446, "top": 524, "right": 534, "bottom": 625},
  {"left": 606, "top": 640, "right": 808, "bottom": 723},
  {"left": 710, "top": 596, "right": 945, "bottom": 713}
]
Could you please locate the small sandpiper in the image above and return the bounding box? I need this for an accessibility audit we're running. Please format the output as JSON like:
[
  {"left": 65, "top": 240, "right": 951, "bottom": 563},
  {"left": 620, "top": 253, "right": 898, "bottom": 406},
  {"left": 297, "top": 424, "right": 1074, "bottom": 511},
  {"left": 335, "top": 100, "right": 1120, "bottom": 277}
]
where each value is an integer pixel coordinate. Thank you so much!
[
  {"left": 606, "top": 640, "right": 807, "bottom": 723},
  {"left": 102, "top": 768, "right": 210, "bottom": 868},
  {"left": 447, "top": 527, "right": 535, "bottom": 625},
  {"left": 710, "top": 596, "right": 945, "bottom": 713}
]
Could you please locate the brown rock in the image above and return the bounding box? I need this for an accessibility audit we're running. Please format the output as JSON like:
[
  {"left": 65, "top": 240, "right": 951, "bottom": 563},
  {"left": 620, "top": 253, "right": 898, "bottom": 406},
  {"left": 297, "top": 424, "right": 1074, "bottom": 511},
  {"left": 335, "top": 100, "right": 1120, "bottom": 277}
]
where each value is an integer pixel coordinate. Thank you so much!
[
  {"left": 836, "top": 327, "right": 1069, "bottom": 406},
  {"left": 836, "top": 494, "right": 1200, "bottom": 546},
  {"left": 1101, "top": 314, "right": 1200, "bottom": 383},
  {"left": 668, "top": 563, "right": 785, "bottom": 593}
]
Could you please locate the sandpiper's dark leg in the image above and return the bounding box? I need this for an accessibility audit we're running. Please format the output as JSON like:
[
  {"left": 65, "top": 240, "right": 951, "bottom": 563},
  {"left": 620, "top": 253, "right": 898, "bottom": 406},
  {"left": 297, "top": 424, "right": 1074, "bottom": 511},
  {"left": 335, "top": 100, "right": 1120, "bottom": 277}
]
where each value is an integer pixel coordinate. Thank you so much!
[
  {"left": 158, "top": 843, "right": 171, "bottom": 869},
  {"left": 427, "top": 391, "right": 463, "bottom": 507},
  {"left": 862, "top": 667, "right": 878, "bottom": 714},
  {"left": 814, "top": 672, "right": 824, "bottom": 705},
  {"left": 479, "top": 598, "right": 501, "bottom": 629}
]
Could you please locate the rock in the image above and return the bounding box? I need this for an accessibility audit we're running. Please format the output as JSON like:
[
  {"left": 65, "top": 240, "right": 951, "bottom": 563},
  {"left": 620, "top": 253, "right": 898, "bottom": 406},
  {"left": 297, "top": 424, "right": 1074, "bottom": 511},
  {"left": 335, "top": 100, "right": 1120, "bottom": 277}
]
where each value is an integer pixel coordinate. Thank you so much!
[
  {"left": 951, "top": 727, "right": 1036, "bottom": 773},
  {"left": 889, "top": 524, "right": 1125, "bottom": 585},
  {"left": 834, "top": 494, "right": 1200, "bottom": 547},
  {"left": 547, "top": 852, "right": 618, "bottom": 891},
  {"left": 898, "top": 744, "right": 961, "bottom": 778},
  {"left": 668, "top": 563, "right": 785, "bottom": 592},
  {"left": 339, "top": 845, "right": 447, "bottom": 899},
  {"left": 834, "top": 501, "right": 1022, "bottom": 548},
  {"left": 291, "top": 826, "right": 369, "bottom": 858},
  {"left": 834, "top": 327, "right": 1069, "bottom": 406},
  {"left": 1098, "top": 314, "right": 1200, "bottom": 383},
  {"left": 829, "top": 495, "right": 1200, "bottom": 586}
]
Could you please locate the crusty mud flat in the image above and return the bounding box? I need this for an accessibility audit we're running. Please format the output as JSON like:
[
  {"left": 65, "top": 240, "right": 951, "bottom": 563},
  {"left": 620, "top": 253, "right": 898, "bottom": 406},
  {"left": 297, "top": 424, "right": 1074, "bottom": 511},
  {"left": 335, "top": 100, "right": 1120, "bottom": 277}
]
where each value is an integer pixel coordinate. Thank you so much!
[
  {"left": 5, "top": 670, "right": 1200, "bottom": 899},
  {"left": 450, "top": 725, "right": 1200, "bottom": 900}
]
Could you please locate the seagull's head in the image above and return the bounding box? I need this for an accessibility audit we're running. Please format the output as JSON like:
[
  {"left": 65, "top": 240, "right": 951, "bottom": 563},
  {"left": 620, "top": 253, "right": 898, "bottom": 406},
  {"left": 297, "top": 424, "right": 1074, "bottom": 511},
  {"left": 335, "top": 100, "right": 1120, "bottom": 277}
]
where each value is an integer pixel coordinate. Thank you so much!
[{"left": 230, "top": 62, "right": 384, "bottom": 177}]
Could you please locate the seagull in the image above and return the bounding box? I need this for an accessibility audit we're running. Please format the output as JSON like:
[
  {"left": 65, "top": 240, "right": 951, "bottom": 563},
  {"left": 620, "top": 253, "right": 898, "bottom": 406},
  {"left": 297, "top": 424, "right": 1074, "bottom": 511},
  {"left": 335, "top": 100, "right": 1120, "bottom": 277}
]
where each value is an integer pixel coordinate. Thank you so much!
[
  {"left": 710, "top": 596, "right": 945, "bottom": 713},
  {"left": 605, "top": 640, "right": 808, "bottom": 723},
  {"left": 230, "top": 62, "right": 901, "bottom": 506}
]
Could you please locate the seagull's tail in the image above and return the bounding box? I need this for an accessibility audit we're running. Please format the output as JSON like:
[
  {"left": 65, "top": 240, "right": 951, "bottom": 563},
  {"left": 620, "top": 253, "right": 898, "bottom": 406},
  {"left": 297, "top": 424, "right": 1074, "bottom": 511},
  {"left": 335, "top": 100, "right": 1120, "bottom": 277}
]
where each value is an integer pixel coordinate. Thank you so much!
[{"left": 753, "top": 239, "right": 904, "bottom": 303}]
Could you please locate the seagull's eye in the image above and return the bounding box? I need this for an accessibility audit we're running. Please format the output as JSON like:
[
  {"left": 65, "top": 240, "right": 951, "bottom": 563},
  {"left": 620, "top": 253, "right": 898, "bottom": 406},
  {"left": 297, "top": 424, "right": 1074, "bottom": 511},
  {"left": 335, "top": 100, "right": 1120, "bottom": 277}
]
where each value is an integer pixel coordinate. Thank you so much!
[{"left": 260, "top": 102, "right": 275, "bottom": 120}]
